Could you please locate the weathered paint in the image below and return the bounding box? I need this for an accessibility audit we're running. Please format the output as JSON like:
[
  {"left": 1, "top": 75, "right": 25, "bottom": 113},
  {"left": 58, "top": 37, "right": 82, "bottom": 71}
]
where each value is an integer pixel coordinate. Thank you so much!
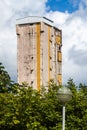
[{"left": 36, "top": 24, "right": 41, "bottom": 90}]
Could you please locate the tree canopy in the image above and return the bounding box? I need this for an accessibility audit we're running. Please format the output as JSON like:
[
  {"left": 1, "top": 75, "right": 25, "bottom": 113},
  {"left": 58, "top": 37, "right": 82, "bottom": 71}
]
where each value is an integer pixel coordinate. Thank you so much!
[{"left": 0, "top": 63, "right": 87, "bottom": 129}]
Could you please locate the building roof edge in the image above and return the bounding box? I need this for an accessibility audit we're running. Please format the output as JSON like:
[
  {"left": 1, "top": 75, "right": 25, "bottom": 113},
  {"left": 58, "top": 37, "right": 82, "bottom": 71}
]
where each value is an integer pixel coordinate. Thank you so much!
[{"left": 16, "top": 16, "right": 54, "bottom": 27}]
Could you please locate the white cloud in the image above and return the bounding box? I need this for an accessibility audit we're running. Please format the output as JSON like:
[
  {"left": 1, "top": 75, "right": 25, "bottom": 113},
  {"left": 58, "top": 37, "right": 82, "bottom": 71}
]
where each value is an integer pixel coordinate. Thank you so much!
[
  {"left": 0, "top": 0, "right": 47, "bottom": 28},
  {"left": 0, "top": 28, "right": 17, "bottom": 81},
  {"left": 46, "top": 4, "right": 87, "bottom": 84},
  {"left": 63, "top": 14, "right": 87, "bottom": 84},
  {"left": 0, "top": 0, "right": 47, "bottom": 82},
  {"left": 46, "top": 11, "right": 69, "bottom": 28},
  {"left": 0, "top": 0, "right": 87, "bottom": 85}
]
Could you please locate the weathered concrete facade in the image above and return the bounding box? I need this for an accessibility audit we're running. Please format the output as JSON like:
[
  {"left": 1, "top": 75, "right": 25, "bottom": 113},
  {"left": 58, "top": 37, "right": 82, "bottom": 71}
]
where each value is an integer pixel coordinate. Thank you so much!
[{"left": 16, "top": 16, "right": 62, "bottom": 90}]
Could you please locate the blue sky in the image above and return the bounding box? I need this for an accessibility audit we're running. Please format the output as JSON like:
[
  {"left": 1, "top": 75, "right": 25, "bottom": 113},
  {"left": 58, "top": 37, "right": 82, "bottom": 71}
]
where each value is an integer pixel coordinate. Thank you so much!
[
  {"left": 46, "top": 0, "right": 79, "bottom": 13},
  {"left": 0, "top": 0, "right": 87, "bottom": 85}
]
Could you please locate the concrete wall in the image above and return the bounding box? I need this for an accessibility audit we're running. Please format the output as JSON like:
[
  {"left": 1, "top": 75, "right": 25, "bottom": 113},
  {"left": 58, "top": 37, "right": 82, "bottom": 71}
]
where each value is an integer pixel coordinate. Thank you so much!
[{"left": 16, "top": 22, "right": 62, "bottom": 90}]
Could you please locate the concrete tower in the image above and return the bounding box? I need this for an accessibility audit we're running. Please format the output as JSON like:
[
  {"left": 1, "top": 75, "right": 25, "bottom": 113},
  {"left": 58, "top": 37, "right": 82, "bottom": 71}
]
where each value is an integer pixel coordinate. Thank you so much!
[{"left": 16, "top": 16, "right": 62, "bottom": 90}]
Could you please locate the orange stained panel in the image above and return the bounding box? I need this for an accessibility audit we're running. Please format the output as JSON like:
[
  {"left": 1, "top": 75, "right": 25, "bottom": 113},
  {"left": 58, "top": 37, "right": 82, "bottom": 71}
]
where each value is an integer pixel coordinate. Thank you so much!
[
  {"left": 58, "top": 51, "right": 62, "bottom": 62},
  {"left": 56, "top": 35, "right": 61, "bottom": 45}
]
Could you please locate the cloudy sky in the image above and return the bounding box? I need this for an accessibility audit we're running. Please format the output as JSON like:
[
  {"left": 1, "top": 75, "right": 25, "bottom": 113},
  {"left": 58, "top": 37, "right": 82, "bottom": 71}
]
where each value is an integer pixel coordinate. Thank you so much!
[{"left": 0, "top": 0, "right": 87, "bottom": 85}]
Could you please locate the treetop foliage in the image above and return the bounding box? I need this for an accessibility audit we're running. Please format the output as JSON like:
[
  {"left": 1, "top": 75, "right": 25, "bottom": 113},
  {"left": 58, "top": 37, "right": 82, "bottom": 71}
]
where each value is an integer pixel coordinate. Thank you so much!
[
  {"left": 0, "top": 63, "right": 87, "bottom": 129},
  {"left": 0, "top": 62, "right": 13, "bottom": 93}
]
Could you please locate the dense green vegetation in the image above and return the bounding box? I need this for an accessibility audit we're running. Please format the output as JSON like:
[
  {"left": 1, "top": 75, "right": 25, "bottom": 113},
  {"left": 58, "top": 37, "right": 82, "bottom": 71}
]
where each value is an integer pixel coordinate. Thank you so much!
[{"left": 0, "top": 62, "right": 87, "bottom": 130}]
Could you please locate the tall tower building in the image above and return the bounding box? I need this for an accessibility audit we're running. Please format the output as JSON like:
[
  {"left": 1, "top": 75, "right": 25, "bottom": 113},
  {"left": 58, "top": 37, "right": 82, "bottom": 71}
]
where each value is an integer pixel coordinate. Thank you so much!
[{"left": 16, "top": 16, "right": 62, "bottom": 90}]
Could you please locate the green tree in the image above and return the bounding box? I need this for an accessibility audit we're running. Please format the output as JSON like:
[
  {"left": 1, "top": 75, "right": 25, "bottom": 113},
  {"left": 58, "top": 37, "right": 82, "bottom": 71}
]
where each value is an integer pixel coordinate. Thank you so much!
[
  {"left": 66, "top": 79, "right": 87, "bottom": 130},
  {"left": 0, "top": 72, "right": 87, "bottom": 130},
  {"left": 0, "top": 63, "right": 13, "bottom": 93}
]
